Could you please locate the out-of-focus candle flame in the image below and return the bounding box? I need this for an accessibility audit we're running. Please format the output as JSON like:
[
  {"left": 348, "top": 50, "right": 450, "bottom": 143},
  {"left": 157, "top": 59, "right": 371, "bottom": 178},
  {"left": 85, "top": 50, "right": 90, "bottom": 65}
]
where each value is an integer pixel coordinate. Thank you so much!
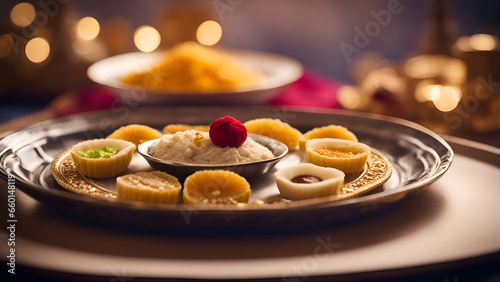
[
  {"left": 25, "top": 37, "right": 50, "bottom": 63},
  {"left": 76, "top": 16, "right": 100, "bottom": 41},
  {"left": 432, "top": 85, "right": 462, "bottom": 112},
  {"left": 0, "top": 34, "right": 12, "bottom": 58},
  {"left": 10, "top": 2, "right": 36, "bottom": 27},
  {"left": 337, "top": 85, "right": 363, "bottom": 110},
  {"left": 455, "top": 34, "right": 498, "bottom": 52},
  {"left": 404, "top": 55, "right": 466, "bottom": 84},
  {"left": 196, "top": 20, "right": 222, "bottom": 46},
  {"left": 134, "top": 25, "right": 161, "bottom": 52},
  {"left": 469, "top": 34, "right": 497, "bottom": 51}
]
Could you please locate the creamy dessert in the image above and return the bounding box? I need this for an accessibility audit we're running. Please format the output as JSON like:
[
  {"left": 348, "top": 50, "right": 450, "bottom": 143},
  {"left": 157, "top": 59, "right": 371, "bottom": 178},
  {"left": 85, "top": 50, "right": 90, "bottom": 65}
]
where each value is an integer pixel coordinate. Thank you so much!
[{"left": 152, "top": 130, "right": 274, "bottom": 165}]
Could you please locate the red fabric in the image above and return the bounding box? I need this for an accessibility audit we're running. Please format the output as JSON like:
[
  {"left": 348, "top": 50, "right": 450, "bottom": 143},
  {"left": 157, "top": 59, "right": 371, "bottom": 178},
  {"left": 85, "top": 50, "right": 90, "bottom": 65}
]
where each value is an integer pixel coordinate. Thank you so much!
[
  {"left": 56, "top": 70, "right": 342, "bottom": 117},
  {"left": 269, "top": 70, "right": 343, "bottom": 109}
]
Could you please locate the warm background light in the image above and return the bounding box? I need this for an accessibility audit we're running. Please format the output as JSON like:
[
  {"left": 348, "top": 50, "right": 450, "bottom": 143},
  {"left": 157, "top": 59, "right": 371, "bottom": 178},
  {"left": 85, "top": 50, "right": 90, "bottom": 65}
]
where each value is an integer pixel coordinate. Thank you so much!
[
  {"left": 432, "top": 85, "right": 462, "bottom": 112},
  {"left": 10, "top": 2, "right": 36, "bottom": 27},
  {"left": 134, "top": 25, "right": 161, "bottom": 52},
  {"left": 0, "top": 34, "right": 12, "bottom": 58},
  {"left": 196, "top": 20, "right": 222, "bottom": 46},
  {"left": 469, "top": 33, "right": 496, "bottom": 51},
  {"left": 25, "top": 37, "right": 50, "bottom": 63},
  {"left": 404, "top": 55, "right": 467, "bottom": 84},
  {"left": 76, "top": 16, "right": 100, "bottom": 40}
]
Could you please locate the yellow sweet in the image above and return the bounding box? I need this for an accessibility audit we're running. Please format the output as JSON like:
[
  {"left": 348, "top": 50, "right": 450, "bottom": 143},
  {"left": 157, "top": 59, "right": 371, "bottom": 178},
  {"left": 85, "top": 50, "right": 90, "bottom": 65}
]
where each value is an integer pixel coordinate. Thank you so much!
[
  {"left": 70, "top": 139, "right": 136, "bottom": 178},
  {"left": 117, "top": 171, "right": 181, "bottom": 204},
  {"left": 244, "top": 118, "right": 302, "bottom": 150},
  {"left": 121, "top": 41, "right": 263, "bottom": 92},
  {"left": 107, "top": 124, "right": 162, "bottom": 147},
  {"left": 306, "top": 138, "right": 370, "bottom": 174},
  {"left": 163, "top": 124, "right": 210, "bottom": 134},
  {"left": 299, "top": 125, "right": 358, "bottom": 151},
  {"left": 183, "top": 170, "right": 251, "bottom": 205}
]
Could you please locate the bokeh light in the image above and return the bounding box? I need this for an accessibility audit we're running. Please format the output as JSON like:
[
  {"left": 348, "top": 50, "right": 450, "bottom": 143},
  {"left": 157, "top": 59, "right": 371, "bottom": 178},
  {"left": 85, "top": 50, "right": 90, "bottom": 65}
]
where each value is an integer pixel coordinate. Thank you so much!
[
  {"left": 469, "top": 34, "right": 497, "bottom": 51},
  {"left": 0, "top": 34, "right": 12, "bottom": 58},
  {"left": 25, "top": 37, "right": 50, "bottom": 63},
  {"left": 196, "top": 20, "right": 222, "bottom": 46},
  {"left": 432, "top": 85, "right": 462, "bottom": 112},
  {"left": 76, "top": 16, "right": 100, "bottom": 40},
  {"left": 134, "top": 25, "right": 161, "bottom": 52},
  {"left": 10, "top": 2, "right": 36, "bottom": 27}
]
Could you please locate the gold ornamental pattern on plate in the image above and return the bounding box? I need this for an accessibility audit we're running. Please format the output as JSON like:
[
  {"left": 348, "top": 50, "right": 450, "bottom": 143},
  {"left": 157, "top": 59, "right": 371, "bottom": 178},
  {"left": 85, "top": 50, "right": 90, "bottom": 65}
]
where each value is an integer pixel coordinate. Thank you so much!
[
  {"left": 50, "top": 147, "right": 393, "bottom": 207},
  {"left": 51, "top": 150, "right": 117, "bottom": 199}
]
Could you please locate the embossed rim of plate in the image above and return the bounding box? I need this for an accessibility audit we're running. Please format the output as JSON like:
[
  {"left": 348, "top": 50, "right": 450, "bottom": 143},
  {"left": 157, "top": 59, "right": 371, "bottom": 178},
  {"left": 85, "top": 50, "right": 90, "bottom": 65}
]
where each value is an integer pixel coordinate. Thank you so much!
[{"left": 50, "top": 147, "right": 392, "bottom": 210}]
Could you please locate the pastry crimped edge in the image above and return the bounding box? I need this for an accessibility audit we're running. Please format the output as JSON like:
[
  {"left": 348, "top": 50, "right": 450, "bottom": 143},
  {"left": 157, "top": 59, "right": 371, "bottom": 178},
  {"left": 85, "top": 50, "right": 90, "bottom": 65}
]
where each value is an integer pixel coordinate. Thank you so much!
[
  {"left": 117, "top": 171, "right": 181, "bottom": 204},
  {"left": 70, "top": 139, "right": 136, "bottom": 178},
  {"left": 305, "top": 138, "right": 370, "bottom": 174}
]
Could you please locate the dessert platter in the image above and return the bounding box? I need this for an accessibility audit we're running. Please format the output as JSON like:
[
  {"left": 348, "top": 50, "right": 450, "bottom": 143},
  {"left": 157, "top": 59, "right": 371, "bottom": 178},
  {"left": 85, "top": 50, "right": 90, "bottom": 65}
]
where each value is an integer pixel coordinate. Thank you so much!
[
  {"left": 87, "top": 42, "right": 304, "bottom": 105},
  {"left": 0, "top": 107, "right": 453, "bottom": 229}
]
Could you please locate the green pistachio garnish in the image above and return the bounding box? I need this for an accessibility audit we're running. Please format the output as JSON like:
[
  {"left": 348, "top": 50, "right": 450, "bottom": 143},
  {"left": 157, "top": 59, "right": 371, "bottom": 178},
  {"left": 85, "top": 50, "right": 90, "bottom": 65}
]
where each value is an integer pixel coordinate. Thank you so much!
[{"left": 77, "top": 146, "right": 117, "bottom": 159}]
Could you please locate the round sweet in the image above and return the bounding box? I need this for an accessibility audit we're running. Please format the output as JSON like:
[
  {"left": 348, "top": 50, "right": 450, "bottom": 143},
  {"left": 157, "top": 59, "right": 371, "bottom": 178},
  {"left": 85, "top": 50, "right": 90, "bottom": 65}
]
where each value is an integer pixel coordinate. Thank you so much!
[
  {"left": 209, "top": 116, "right": 247, "bottom": 148},
  {"left": 107, "top": 124, "right": 162, "bottom": 146},
  {"left": 183, "top": 170, "right": 251, "bottom": 205},
  {"left": 306, "top": 138, "right": 370, "bottom": 174},
  {"left": 163, "top": 124, "right": 210, "bottom": 134},
  {"left": 274, "top": 163, "right": 345, "bottom": 200},
  {"left": 299, "top": 125, "right": 358, "bottom": 151},
  {"left": 117, "top": 171, "right": 181, "bottom": 204},
  {"left": 70, "top": 139, "right": 136, "bottom": 178},
  {"left": 244, "top": 118, "right": 302, "bottom": 150}
]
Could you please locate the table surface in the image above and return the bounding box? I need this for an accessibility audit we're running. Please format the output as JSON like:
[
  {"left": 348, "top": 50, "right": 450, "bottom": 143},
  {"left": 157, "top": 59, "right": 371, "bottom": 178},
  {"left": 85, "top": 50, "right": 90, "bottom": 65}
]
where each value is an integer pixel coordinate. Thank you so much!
[{"left": 1, "top": 136, "right": 499, "bottom": 281}]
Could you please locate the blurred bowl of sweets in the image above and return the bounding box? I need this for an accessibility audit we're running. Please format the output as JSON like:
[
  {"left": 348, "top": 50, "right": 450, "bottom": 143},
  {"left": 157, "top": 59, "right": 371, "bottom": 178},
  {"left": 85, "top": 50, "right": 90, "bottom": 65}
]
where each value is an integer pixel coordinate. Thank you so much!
[{"left": 87, "top": 42, "right": 303, "bottom": 105}]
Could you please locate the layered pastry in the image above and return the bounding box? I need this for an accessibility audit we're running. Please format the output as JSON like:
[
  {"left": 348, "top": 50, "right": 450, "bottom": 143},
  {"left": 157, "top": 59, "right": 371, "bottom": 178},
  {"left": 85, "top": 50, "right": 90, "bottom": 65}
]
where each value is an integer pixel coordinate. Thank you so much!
[
  {"left": 183, "top": 170, "right": 251, "bottom": 205},
  {"left": 244, "top": 118, "right": 302, "bottom": 150},
  {"left": 117, "top": 171, "right": 181, "bottom": 204},
  {"left": 70, "top": 139, "right": 136, "bottom": 178},
  {"left": 107, "top": 124, "right": 162, "bottom": 146},
  {"left": 274, "top": 163, "right": 345, "bottom": 200},
  {"left": 299, "top": 125, "right": 358, "bottom": 151},
  {"left": 306, "top": 138, "right": 370, "bottom": 174},
  {"left": 163, "top": 124, "right": 210, "bottom": 134}
]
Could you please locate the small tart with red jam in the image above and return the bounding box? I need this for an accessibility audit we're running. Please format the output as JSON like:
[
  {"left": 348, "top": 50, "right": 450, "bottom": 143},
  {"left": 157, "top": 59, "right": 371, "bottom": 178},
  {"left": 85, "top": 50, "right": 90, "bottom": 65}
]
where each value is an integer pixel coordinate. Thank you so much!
[
  {"left": 306, "top": 138, "right": 370, "bottom": 174},
  {"left": 274, "top": 163, "right": 345, "bottom": 200},
  {"left": 299, "top": 125, "right": 358, "bottom": 151}
]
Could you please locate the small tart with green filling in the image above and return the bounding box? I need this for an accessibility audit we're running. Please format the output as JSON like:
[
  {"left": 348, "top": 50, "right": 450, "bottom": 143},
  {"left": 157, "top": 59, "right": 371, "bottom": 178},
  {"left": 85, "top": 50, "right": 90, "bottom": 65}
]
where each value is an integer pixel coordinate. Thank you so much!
[
  {"left": 183, "top": 170, "right": 251, "bottom": 205},
  {"left": 70, "top": 139, "right": 136, "bottom": 178},
  {"left": 306, "top": 138, "right": 370, "bottom": 174},
  {"left": 299, "top": 125, "right": 358, "bottom": 151},
  {"left": 274, "top": 163, "right": 345, "bottom": 200},
  {"left": 117, "top": 171, "right": 181, "bottom": 204}
]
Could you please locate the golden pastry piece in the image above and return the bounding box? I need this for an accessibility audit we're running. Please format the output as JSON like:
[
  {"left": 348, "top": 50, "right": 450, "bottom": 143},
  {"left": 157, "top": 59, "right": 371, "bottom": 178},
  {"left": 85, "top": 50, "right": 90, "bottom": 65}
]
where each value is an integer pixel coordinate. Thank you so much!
[
  {"left": 117, "top": 171, "right": 181, "bottom": 204},
  {"left": 299, "top": 125, "right": 358, "bottom": 151},
  {"left": 274, "top": 163, "right": 345, "bottom": 200},
  {"left": 107, "top": 124, "right": 162, "bottom": 146},
  {"left": 244, "top": 118, "right": 302, "bottom": 150},
  {"left": 162, "top": 124, "right": 210, "bottom": 134},
  {"left": 306, "top": 138, "right": 370, "bottom": 174},
  {"left": 70, "top": 139, "right": 136, "bottom": 178},
  {"left": 183, "top": 170, "right": 251, "bottom": 205}
]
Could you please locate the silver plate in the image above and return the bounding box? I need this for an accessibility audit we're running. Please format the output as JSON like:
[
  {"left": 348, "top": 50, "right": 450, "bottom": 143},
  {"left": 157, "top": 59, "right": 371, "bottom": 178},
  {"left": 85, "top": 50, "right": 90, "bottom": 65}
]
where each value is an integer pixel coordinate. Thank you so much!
[{"left": 0, "top": 107, "right": 453, "bottom": 229}]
